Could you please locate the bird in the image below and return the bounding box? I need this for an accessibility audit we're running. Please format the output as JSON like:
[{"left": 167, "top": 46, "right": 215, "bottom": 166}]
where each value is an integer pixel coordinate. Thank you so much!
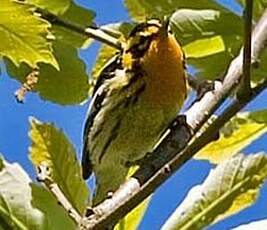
[{"left": 82, "top": 19, "right": 187, "bottom": 206}]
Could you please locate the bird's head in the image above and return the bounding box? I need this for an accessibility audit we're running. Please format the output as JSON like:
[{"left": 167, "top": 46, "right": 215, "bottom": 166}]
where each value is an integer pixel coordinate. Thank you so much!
[{"left": 124, "top": 19, "right": 169, "bottom": 61}]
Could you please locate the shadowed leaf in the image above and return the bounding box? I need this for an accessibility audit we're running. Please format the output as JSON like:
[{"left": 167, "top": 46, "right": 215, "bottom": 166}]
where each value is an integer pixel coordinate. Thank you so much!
[
  {"left": 0, "top": 156, "right": 75, "bottom": 229},
  {"left": 5, "top": 41, "right": 89, "bottom": 105},
  {"left": 29, "top": 117, "right": 89, "bottom": 213}
]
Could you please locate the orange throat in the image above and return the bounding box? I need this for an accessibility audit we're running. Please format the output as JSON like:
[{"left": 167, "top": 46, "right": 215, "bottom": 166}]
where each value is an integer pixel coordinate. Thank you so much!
[{"left": 141, "top": 33, "right": 187, "bottom": 109}]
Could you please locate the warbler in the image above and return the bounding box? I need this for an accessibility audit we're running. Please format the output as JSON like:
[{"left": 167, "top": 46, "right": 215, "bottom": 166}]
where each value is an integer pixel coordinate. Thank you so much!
[{"left": 82, "top": 19, "right": 187, "bottom": 205}]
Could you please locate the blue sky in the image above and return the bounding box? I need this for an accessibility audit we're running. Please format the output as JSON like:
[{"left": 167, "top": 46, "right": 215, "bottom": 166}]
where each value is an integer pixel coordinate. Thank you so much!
[{"left": 0, "top": 0, "right": 267, "bottom": 229}]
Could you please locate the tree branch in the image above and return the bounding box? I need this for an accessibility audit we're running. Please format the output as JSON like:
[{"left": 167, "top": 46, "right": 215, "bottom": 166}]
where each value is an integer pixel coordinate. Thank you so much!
[
  {"left": 238, "top": 0, "right": 253, "bottom": 99},
  {"left": 80, "top": 9, "right": 267, "bottom": 230},
  {"left": 37, "top": 9, "right": 123, "bottom": 50},
  {"left": 36, "top": 164, "right": 82, "bottom": 224}
]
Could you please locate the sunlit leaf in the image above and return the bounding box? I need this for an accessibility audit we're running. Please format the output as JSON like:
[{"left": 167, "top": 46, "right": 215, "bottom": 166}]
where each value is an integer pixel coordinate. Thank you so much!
[
  {"left": 0, "top": 156, "right": 75, "bottom": 229},
  {"left": 115, "top": 197, "right": 150, "bottom": 230},
  {"left": 27, "top": 0, "right": 70, "bottom": 15},
  {"left": 183, "top": 36, "right": 225, "bottom": 58},
  {"left": 195, "top": 110, "right": 267, "bottom": 164},
  {"left": 29, "top": 118, "right": 89, "bottom": 213},
  {"left": 5, "top": 41, "right": 89, "bottom": 105},
  {"left": 0, "top": 0, "right": 59, "bottom": 69},
  {"left": 169, "top": 8, "right": 242, "bottom": 79},
  {"left": 162, "top": 153, "right": 267, "bottom": 230}
]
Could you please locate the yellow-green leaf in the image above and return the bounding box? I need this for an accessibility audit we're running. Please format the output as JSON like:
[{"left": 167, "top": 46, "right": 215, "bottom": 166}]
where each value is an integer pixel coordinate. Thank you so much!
[
  {"left": 29, "top": 117, "right": 89, "bottom": 213},
  {"left": 195, "top": 110, "right": 267, "bottom": 164},
  {"left": 161, "top": 153, "right": 267, "bottom": 230},
  {"left": 27, "top": 0, "right": 70, "bottom": 15},
  {"left": 115, "top": 197, "right": 150, "bottom": 230},
  {"left": 0, "top": 156, "right": 75, "bottom": 230},
  {"left": 183, "top": 36, "right": 225, "bottom": 58},
  {"left": 5, "top": 41, "right": 90, "bottom": 105},
  {"left": 0, "top": 0, "right": 59, "bottom": 69},
  {"left": 169, "top": 8, "right": 243, "bottom": 80}
]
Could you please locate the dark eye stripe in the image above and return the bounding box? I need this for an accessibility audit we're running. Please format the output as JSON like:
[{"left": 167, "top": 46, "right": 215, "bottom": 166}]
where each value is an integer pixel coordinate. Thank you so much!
[
  {"left": 129, "top": 22, "right": 161, "bottom": 37},
  {"left": 127, "top": 35, "right": 153, "bottom": 58}
]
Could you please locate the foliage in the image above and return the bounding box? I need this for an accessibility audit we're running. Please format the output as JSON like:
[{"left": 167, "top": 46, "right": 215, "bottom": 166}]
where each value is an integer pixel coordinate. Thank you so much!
[
  {"left": 0, "top": 0, "right": 267, "bottom": 229},
  {"left": 162, "top": 153, "right": 267, "bottom": 230},
  {"left": 29, "top": 117, "right": 89, "bottom": 213},
  {"left": 0, "top": 156, "right": 76, "bottom": 229}
]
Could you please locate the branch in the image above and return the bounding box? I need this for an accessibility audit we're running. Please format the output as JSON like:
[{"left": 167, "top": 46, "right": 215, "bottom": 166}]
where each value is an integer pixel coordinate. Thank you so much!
[
  {"left": 36, "top": 164, "right": 82, "bottom": 224},
  {"left": 238, "top": 0, "right": 253, "bottom": 99},
  {"left": 80, "top": 9, "right": 267, "bottom": 230},
  {"left": 37, "top": 9, "right": 122, "bottom": 50}
]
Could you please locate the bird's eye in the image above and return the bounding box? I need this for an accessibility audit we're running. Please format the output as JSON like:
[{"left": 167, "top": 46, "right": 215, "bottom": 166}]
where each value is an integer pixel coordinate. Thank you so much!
[
  {"left": 126, "top": 35, "right": 152, "bottom": 58},
  {"left": 136, "top": 36, "right": 150, "bottom": 51}
]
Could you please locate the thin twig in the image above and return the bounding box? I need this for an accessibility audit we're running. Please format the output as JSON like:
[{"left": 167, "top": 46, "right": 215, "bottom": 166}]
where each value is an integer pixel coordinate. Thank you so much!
[
  {"left": 80, "top": 9, "right": 267, "bottom": 230},
  {"left": 36, "top": 164, "right": 82, "bottom": 224},
  {"left": 37, "top": 9, "right": 122, "bottom": 50},
  {"left": 238, "top": 0, "right": 253, "bottom": 99}
]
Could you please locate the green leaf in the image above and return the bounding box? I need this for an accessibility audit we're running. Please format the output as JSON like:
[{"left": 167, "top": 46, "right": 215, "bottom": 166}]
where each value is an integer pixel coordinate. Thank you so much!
[
  {"left": 161, "top": 153, "right": 267, "bottom": 230},
  {"left": 169, "top": 8, "right": 242, "bottom": 79},
  {"left": 30, "top": 184, "right": 76, "bottom": 230},
  {"left": 115, "top": 197, "right": 150, "bottom": 230},
  {"left": 27, "top": 0, "right": 70, "bottom": 15},
  {"left": 251, "top": 49, "right": 267, "bottom": 84},
  {"left": 29, "top": 117, "right": 89, "bottom": 213},
  {"left": 5, "top": 41, "right": 89, "bottom": 105},
  {"left": 236, "top": 0, "right": 267, "bottom": 20},
  {"left": 195, "top": 110, "right": 267, "bottom": 164},
  {"left": 170, "top": 9, "right": 219, "bottom": 44},
  {"left": 0, "top": 157, "right": 75, "bottom": 230},
  {"left": 230, "top": 219, "right": 267, "bottom": 230},
  {"left": 52, "top": 2, "right": 95, "bottom": 48},
  {"left": 124, "top": 0, "right": 227, "bottom": 22},
  {"left": 0, "top": 0, "right": 59, "bottom": 70},
  {"left": 183, "top": 36, "right": 225, "bottom": 58}
]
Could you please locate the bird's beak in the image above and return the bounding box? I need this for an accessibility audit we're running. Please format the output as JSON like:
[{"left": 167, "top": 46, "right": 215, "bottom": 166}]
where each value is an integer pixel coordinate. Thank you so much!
[{"left": 159, "top": 16, "right": 170, "bottom": 38}]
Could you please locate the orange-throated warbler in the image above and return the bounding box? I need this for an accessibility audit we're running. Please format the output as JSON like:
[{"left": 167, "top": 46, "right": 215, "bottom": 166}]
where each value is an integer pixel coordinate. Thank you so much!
[{"left": 82, "top": 19, "right": 187, "bottom": 205}]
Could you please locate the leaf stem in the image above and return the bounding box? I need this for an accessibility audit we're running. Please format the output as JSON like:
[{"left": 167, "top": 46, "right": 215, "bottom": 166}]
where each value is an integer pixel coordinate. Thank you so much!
[{"left": 36, "top": 164, "right": 82, "bottom": 224}]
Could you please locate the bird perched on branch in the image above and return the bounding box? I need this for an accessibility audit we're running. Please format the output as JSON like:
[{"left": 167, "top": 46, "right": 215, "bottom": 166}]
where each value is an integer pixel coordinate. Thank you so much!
[{"left": 82, "top": 19, "right": 187, "bottom": 206}]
